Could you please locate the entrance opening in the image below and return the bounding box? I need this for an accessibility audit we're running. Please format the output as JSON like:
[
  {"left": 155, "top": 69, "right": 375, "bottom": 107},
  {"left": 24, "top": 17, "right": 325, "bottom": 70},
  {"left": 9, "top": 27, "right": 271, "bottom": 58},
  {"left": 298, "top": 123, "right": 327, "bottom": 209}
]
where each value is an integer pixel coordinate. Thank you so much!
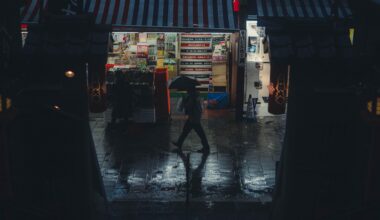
[{"left": 89, "top": 29, "right": 286, "bottom": 218}]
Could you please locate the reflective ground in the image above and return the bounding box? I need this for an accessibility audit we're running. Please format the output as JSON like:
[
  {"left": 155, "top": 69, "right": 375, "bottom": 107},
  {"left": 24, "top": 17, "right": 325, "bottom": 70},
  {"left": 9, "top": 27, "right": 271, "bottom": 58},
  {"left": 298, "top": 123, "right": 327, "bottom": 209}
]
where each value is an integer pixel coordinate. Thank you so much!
[{"left": 90, "top": 107, "right": 286, "bottom": 219}]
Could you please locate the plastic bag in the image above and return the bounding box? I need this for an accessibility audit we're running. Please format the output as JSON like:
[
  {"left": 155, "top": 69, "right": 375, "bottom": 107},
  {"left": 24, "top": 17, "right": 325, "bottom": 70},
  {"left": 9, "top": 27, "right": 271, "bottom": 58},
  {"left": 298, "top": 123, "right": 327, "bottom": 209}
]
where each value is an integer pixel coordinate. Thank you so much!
[{"left": 176, "top": 97, "right": 184, "bottom": 113}]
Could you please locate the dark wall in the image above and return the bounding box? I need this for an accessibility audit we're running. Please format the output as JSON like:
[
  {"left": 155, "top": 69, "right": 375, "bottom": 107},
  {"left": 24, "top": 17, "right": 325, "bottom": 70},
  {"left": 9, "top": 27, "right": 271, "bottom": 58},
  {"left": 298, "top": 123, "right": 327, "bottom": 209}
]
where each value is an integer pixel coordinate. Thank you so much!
[
  {"left": 0, "top": 0, "right": 22, "bottom": 78},
  {"left": 272, "top": 58, "right": 365, "bottom": 219},
  {"left": 271, "top": 1, "right": 380, "bottom": 219}
]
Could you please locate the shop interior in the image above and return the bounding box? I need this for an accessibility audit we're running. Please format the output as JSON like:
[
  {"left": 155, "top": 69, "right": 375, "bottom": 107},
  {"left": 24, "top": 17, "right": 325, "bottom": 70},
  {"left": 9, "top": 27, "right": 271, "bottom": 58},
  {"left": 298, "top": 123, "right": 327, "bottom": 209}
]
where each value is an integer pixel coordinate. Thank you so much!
[{"left": 105, "top": 32, "right": 233, "bottom": 123}]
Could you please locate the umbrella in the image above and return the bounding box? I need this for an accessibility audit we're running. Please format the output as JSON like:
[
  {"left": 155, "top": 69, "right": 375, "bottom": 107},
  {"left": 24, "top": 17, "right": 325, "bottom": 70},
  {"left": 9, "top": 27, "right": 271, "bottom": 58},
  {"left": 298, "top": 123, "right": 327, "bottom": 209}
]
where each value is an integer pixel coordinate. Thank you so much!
[{"left": 169, "top": 76, "right": 200, "bottom": 90}]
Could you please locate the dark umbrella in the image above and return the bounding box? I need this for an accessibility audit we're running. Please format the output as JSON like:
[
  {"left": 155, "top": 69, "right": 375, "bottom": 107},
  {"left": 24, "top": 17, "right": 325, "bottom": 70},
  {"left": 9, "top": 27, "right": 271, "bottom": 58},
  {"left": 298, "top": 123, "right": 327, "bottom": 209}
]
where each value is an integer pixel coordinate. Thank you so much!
[{"left": 169, "top": 76, "right": 200, "bottom": 90}]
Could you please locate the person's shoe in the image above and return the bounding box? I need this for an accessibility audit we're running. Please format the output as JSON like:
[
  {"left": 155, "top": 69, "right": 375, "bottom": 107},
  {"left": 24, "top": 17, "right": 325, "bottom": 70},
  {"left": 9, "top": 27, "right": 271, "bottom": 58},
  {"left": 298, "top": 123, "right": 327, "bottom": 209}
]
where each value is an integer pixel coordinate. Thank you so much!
[
  {"left": 197, "top": 148, "right": 210, "bottom": 154},
  {"left": 172, "top": 141, "right": 182, "bottom": 149}
]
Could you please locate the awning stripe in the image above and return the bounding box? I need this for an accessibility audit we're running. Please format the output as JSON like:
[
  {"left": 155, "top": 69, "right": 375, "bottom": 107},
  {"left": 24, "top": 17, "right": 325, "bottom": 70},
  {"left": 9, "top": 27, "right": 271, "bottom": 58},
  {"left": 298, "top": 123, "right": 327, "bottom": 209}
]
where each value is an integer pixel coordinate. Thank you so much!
[
  {"left": 197, "top": 0, "right": 204, "bottom": 27},
  {"left": 284, "top": 0, "right": 295, "bottom": 17},
  {"left": 102, "top": 0, "right": 111, "bottom": 24},
  {"left": 21, "top": 0, "right": 31, "bottom": 19},
  {"left": 131, "top": 0, "right": 139, "bottom": 25},
  {"left": 93, "top": 0, "right": 102, "bottom": 22},
  {"left": 212, "top": 0, "right": 219, "bottom": 28},
  {"left": 143, "top": 0, "right": 154, "bottom": 26},
  {"left": 142, "top": 0, "right": 149, "bottom": 25},
  {"left": 121, "top": 0, "right": 129, "bottom": 24},
  {"left": 227, "top": 0, "right": 234, "bottom": 28},
  {"left": 203, "top": 0, "right": 208, "bottom": 28},
  {"left": 317, "top": 0, "right": 328, "bottom": 17},
  {"left": 266, "top": 0, "right": 274, "bottom": 17},
  {"left": 321, "top": 0, "right": 331, "bottom": 16},
  {"left": 178, "top": 0, "right": 184, "bottom": 27},
  {"left": 173, "top": 0, "right": 178, "bottom": 26},
  {"left": 21, "top": 0, "right": 237, "bottom": 30},
  {"left": 152, "top": 0, "right": 159, "bottom": 26},
  {"left": 164, "top": 0, "right": 169, "bottom": 26},
  {"left": 158, "top": 0, "right": 164, "bottom": 26},
  {"left": 274, "top": 0, "right": 284, "bottom": 16},
  {"left": 126, "top": 0, "right": 134, "bottom": 25},
  {"left": 341, "top": 0, "right": 352, "bottom": 16},
  {"left": 312, "top": 0, "right": 323, "bottom": 17},
  {"left": 193, "top": 0, "right": 198, "bottom": 27},
  {"left": 89, "top": 0, "right": 97, "bottom": 12},
  {"left": 252, "top": 0, "right": 352, "bottom": 21},
  {"left": 168, "top": 0, "right": 174, "bottom": 27},
  {"left": 188, "top": 0, "right": 193, "bottom": 27},
  {"left": 43, "top": 0, "right": 48, "bottom": 9},
  {"left": 303, "top": 0, "right": 314, "bottom": 17},
  {"left": 217, "top": 0, "right": 224, "bottom": 28},
  {"left": 257, "top": 0, "right": 264, "bottom": 17},
  {"left": 306, "top": 0, "right": 318, "bottom": 17},
  {"left": 136, "top": 0, "right": 143, "bottom": 25},
  {"left": 183, "top": 0, "right": 187, "bottom": 27},
  {"left": 111, "top": 0, "right": 120, "bottom": 24},
  {"left": 222, "top": 0, "right": 229, "bottom": 28},
  {"left": 96, "top": 0, "right": 106, "bottom": 24},
  {"left": 24, "top": 0, "right": 37, "bottom": 22},
  {"left": 85, "top": 0, "right": 92, "bottom": 11},
  {"left": 207, "top": 0, "right": 214, "bottom": 28},
  {"left": 31, "top": 0, "right": 41, "bottom": 23}
]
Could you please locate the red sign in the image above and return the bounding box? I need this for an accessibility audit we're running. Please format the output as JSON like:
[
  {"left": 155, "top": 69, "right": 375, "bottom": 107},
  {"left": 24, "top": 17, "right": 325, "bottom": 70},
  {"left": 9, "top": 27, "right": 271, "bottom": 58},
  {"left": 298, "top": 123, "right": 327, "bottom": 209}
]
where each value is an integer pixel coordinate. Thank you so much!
[
  {"left": 20, "top": 24, "right": 28, "bottom": 30},
  {"left": 233, "top": 0, "right": 240, "bottom": 12}
]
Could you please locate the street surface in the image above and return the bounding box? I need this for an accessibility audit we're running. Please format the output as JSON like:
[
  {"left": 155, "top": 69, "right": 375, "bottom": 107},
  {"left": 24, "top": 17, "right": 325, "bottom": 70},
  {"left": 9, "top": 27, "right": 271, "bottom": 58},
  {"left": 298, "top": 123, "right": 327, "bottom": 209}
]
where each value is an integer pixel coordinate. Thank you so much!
[{"left": 90, "top": 104, "right": 286, "bottom": 219}]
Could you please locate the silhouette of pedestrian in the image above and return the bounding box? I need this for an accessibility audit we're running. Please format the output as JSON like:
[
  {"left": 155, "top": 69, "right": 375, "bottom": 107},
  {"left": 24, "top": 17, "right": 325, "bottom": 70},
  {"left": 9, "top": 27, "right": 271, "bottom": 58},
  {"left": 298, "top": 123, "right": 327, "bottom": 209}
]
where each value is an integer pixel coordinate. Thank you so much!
[{"left": 173, "top": 87, "right": 210, "bottom": 153}]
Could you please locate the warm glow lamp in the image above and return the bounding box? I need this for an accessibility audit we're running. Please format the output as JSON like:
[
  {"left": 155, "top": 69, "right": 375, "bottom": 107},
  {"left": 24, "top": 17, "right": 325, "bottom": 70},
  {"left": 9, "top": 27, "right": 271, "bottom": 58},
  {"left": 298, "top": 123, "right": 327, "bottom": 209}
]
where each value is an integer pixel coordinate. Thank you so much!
[
  {"left": 0, "top": 95, "right": 12, "bottom": 112},
  {"left": 65, "top": 70, "right": 75, "bottom": 78},
  {"left": 368, "top": 96, "right": 380, "bottom": 116}
]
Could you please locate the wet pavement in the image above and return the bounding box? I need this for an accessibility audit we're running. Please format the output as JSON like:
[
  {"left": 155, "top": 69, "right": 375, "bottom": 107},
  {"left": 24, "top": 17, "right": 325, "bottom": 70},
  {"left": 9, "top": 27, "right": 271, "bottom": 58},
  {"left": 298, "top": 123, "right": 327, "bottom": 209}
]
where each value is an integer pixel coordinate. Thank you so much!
[{"left": 90, "top": 105, "right": 286, "bottom": 219}]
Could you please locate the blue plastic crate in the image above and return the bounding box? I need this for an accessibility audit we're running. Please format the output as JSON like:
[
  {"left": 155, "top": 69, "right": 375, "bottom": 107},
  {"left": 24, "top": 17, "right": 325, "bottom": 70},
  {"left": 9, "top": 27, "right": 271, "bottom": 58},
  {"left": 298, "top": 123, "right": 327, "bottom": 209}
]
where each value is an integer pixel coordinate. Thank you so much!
[{"left": 207, "top": 93, "right": 229, "bottom": 109}]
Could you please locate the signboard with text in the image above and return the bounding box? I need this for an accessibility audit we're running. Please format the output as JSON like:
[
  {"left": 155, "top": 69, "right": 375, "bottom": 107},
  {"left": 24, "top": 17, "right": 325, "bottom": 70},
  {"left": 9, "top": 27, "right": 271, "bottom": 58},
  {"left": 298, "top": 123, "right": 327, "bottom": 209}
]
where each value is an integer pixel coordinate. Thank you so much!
[{"left": 238, "top": 30, "right": 246, "bottom": 67}]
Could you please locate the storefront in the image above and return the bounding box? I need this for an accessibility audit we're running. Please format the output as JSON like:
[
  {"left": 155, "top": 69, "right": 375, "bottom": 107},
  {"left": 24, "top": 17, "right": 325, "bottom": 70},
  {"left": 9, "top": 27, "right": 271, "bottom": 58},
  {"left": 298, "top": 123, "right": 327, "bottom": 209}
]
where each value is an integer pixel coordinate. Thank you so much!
[
  {"left": 245, "top": 0, "right": 353, "bottom": 117},
  {"left": 107, "top": 32, "right": 232, "bottom": 91},
  {"left": 21, "top": 0, "right": 240, "bottom": 122}
]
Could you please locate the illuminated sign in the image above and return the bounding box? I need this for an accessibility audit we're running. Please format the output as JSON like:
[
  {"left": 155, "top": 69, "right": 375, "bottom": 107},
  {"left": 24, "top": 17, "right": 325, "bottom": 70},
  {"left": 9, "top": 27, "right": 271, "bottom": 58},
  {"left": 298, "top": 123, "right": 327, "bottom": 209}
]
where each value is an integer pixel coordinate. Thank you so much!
[{"left": 233, "top": 0, "right": 240, "bottom": 12}]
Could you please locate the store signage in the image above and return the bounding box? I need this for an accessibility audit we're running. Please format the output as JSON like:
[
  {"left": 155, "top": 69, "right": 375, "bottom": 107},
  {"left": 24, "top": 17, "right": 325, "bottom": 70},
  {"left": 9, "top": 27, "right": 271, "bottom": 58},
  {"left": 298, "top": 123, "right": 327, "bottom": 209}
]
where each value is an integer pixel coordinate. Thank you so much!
[
  {"left": 233, "top": 0, "right": 240, "bottom": 12},
  {"left": 238, "top": 30, "right": 246, "bottom": 67},
  {"left": 180, "top": 61, "right": 212, "bottom": 66},
  {"left": 180, "top": 49, "right": 212, "bottom": 54},
  {"left": 180, "top": 33, "right": 213, "bottom": 75}
]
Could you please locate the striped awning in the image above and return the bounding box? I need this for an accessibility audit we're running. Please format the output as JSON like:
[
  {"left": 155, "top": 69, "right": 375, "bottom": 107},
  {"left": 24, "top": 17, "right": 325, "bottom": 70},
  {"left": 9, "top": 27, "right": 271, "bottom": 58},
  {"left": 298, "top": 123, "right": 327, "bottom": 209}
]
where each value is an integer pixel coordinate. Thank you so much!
[
  {"left": 267, "top": 29, "right": 353, "bottom": 62},
  {"left": 248, "top": 0, "right": 353, "bottom": 22},
  {"left": 21, "top": 0, "right": 238, "bottom": 31}
]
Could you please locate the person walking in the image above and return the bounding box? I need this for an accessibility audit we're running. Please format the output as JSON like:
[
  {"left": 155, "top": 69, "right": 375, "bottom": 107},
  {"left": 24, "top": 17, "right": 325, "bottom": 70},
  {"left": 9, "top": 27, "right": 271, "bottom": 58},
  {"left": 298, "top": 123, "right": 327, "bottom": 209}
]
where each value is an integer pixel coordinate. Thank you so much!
[{"left": 172, "top": 87, "right": 210, "bottom": 153}]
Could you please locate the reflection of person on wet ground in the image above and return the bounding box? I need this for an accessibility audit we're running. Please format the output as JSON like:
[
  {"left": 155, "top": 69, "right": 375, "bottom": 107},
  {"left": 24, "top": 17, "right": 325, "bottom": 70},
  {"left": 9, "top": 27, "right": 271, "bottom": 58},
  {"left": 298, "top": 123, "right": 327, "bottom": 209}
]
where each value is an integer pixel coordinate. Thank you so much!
[
  {"left": 178, "top": 150, "right": 209, "bottom": 196},
  {"left": 172, "top": 87, "right": 210, "bottom": 153}
]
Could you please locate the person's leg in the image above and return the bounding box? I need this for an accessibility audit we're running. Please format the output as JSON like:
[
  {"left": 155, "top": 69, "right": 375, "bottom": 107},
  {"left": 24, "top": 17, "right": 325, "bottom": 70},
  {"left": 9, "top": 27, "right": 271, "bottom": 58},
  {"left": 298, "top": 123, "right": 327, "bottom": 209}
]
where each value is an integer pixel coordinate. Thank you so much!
[
  {"left": 193, "top": 123, "right": 210, "bottom": 151},
  {"left": 174, "top": 120, "right": 193, "bottom": 148}
]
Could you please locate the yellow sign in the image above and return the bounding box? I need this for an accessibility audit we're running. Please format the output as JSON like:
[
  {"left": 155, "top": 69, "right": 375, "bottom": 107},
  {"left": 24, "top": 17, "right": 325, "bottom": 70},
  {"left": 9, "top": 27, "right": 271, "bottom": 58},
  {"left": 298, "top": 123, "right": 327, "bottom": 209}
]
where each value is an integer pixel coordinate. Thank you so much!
[
  {"left": 157, "top": 59, "right": 164, "bottom": 68},
  {"left": 349, "top": 28, "right": 355, "bottom": 45}
]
